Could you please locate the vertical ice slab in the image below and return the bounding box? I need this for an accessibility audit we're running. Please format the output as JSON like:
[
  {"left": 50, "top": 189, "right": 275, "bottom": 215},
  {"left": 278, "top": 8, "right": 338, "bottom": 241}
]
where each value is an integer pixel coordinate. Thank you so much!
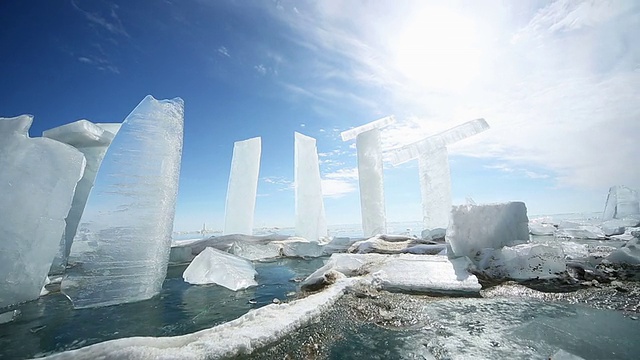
[
  {"left": 294, "top": 132, "right": 327, "bottom": 241},
  {"left": 223, "top": 137, "right": 261, "bottom": 235},
  {"left": 61, "top": 95, "right": 184, "bottom": 308},
  {"left": 341, "top": 116, "right": 394, "bottom": 237},
  {"left": 602, "top": 185, "right": 640, "bottom": 221},
  {"left": 418, "top": 147, "right": 451, "bottom": 230},
  {"left": 43, "top": 120, "right": 122, "bottom": 275},
  {"left": 0, "top": 115, "right": 85, "bottom": 308}
]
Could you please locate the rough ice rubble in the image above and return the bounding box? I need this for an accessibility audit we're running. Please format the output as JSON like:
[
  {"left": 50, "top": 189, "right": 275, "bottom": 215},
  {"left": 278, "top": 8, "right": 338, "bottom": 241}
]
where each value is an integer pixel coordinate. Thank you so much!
[
  {"left": 476, "top": 244, "right": 566, "bottom": 280},
  {"left": 61, "top": 95, "right": 184, "bottom": 309},
  {"left": 294, "top": 132, "right": 327, "bottom": 242},
  {"left": 0, "top": 115, "right": 85, "bottom": 308},
  {"left": 606, "top": 238, "right": 640, "bottom": 265},
  {"left": 183, "top": 248, "right": 258, "bottom": 290},
  {"left": 341, "top": 116, "right": 395, "bottom": 237},
  {"left": 43, "top": 120, "right": 121, "bottom": 275},
  {"left": 44, "top": 278, "right": 359, "bottom": 360},
  {"left": 223, "top": 137, "right": 261, "bottom": 235},
  {"left": 347, "top": 234, "right": 446, "bottom": 255}
]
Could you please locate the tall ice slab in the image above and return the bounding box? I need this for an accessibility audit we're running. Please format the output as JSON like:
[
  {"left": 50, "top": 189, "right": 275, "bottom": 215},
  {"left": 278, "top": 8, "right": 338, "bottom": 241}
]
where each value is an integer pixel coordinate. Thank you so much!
[
  {"left": 294, "top": 132, "right": 327, "bottom": 241},
  {"left": 0, "top": 115, "right": 85, "bottom": 308},
  {"left": 418, "top": 147, "right": 451, "bottom": 230},
  {"left": 61, "top": 95, "right": 184, "bottom": 308},
  {"left": 43, "top": 120, "right": 122, "bottom": 275},
  {"left": 602, "top": 185, "right": 640, "bottom": 221},
  {"left": 224, "top": 137, "right": 261, "bottom": 235}
]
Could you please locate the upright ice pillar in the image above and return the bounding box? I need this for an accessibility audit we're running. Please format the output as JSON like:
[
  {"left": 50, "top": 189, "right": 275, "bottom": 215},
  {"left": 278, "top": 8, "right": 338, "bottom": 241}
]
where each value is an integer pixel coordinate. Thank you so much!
[
  {"left": 43, "top": 120, "right": 122, "bottom": 275},
  {"left": 294, "top": 132, "right": 327, "bottom": 241},
  {"left": 61, "top": 95, "right": 184, "bottom": 308},
  {"left": 0, "top": 115, "right": 85, "bottom": 308},
  {"left": 386, "top": 118, "right": 489, "bottom": 231},
  {"left": 223, "top": 137, "right": 261, "bottom": 235},
  {"left": 602, "top": 185, "right": 640, "bottom": 221},
  {"left": 341, "top": 116, "right": 395, "bottom": 237}
]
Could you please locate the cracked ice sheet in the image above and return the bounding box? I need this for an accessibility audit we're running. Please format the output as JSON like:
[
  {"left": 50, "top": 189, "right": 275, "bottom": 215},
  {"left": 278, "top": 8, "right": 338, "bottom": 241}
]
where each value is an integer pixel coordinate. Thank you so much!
[{"left": 44, "top": 278, "right": 359, "bottom": 360}]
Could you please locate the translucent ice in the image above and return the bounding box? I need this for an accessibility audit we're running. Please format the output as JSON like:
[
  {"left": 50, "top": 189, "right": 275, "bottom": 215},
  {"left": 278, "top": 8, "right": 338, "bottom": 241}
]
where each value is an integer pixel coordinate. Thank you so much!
[
  {"left": 183, "top": 247, "right": 258, "bottom": 290},
  {"left": 294, "top": 132, "right": 327, "bottom": 241},
  {"left": 602, "top": 185, "right": 640, "bottom": 221},
  {"left": 229, "top": 241, "right": 282, "bottom": 261},
  {"left": 223, "top": 137, "right": 261, "bottom": 235},
  {"left": 43, "top": 120, "right": 121, "bottom": 275},
  {"left": 447, "top": 202, "right": 530, "bottom": 259},
  {"left": 340, "top": 115, "right": 395, "bottom": 141},
  {"left": 606, "top": 238, "right": 640, "bottom": 265},
  {"left": 477, "top": 243, "right": 566, "bottom": 280},
  {"left": 0, "top": 115, "right": 85, "bottom": 308},
  {"left": 419, "top": 147, "right": 451, "bottom": 230},
  {"left": 61, "top": 95, "right": 184, "bottom": 309},
  {"left": 276, "top": 239, "right": 325, "bottom": 258},
  {"left": 386, "top": 118, "right": 489, "bottom": 166}
]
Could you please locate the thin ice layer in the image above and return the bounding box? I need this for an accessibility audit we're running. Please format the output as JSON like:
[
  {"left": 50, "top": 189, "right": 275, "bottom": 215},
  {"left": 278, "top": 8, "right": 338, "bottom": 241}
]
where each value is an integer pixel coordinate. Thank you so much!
[
  {"left": 340, "top": 115, "right": 395, "bottom": 141},
  {"left": 0, "top": 115, "right": 85, "bottom": 308},
  {"left": 43, "top": 120, "right": 122, "bottom": 275},
  {"left": 356, "top": 129, "right": 386, "bottom": 236},
  {"left": 447, "top": 202, "right": 530, "bottom": 259},
  {"left": 386, "top": 118, "right": 489, "bottom": 165},
  {"left": 294, "top": 132, "right": 327, "bottom": 241},
  {"left": 61, "top": 95, "right": 184, "bottom": 309},
  {"left": 418, "top": 147, "right": 451, "bottom": 230},
  {"left": 183, "top": 247, "right": 257, "bottom": 290},
  {"left": 224, "top": 137, "right": 261, "bottom": 235}
]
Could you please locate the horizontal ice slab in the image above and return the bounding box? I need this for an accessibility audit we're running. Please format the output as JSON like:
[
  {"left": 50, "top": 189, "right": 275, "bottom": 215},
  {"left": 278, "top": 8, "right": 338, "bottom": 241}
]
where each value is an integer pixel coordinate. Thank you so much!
[
  {"left": 340, "top": 115, "right": 395, "bottom": 141},
  {"left": 183, "top": 248, "right": 257, "bottom": 290},
  {"left": 61, "top": 95, "right": 184, "bottom": 309},
  {"left": 386, "top": 118, "right": 489, "bottom": 165},
  {"left": 224, "top": 137, "right": 261, "bottom": 235},
  {"left": 477, "top": 243, "right": 566, "bottom": 280},
  {"left": 447, "top": 202, "right": 530, "bottom": 259},
  {"left": 0, "top": 115, "right": 85, "bottom": 308},
  {"left": 43, "top": 120, "right": 116, "bottom": 147}
]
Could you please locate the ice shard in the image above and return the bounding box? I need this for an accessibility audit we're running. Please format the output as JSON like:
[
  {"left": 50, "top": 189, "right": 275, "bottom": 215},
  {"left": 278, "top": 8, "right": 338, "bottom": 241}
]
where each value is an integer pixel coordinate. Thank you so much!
[
  {"left": 182, "top": 247, "right": 258, "bottom": 291},
  {"left": 61, "top": 95, "right": 184, "bottom": 308},
  {"left": 294, "top": 132, "right": 327, "bottom": 241},
  {"left": 418, "top": 147, "right": 451, "bottom": 230},
  {"left": 0, "top": 115, "right": 85, "bottom": 308},
  {"left": 223, "top": 137, "right": 261, "bottom": 235},
  {"left": 43, "top": 120, "right": 122, "bottom": 275},
  {"left": 341, "top": 116, "right": 394, "bottom": 237}
]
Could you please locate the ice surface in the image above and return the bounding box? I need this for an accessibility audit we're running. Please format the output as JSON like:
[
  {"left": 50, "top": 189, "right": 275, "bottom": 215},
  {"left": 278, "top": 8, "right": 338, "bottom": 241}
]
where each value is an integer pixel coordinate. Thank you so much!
[
  {"left": 601, "top": 221, "right": 625, "bottom": 236},
  {"left": 294, "top": 132, "right": 327, "bottom": 241},
  {"left": 528, "top": 221, "right": 556, "bottom": 236},
  {"left": 229, "top": 241, "right": 282, "bottom": 261},
  {"left": 446, "top": 202, "right": 530, "bottom": 259},
  {"left": 276, "top": 239, "right": 325, "bottom": 258},
  {"left": 401, "top": 244, "right": 448, "bottom": 255},
  {"left": 61, "top": 95, "right": 184, "bottom": 309},
  {"left": 386, "top": 118, "right": 489, "bottom": 166},
  {"left": 419, "top": 147, "right": 452, "bottom": 230},
  {"left": 44, "top": 278, "right": 358, "bottom": 359},
  {"left": 223, "top": 137, "right": 261, "bottom": 235},
  {"left": 606, "top": 238, "right": 640, "bottom": 265},
  {"left": 555, "top": 225, "right": 606, "bottom": 239},
  {"left": 477, "top": 243, "right": 566, "bottom": 280},
  {"left": 0, "top": 115, "right": 85, "bottom": 308},
  {"left": 602, "top": 185, "right": 640, "bottom": 220},
  {"left": 183, "top": 247, "right": 258, "bottom": 290},
  {"left": 340, "top": 115, "right": 395, "bottom": 141},
  {"left": 348, "top": 235, "right": 415, "bottom": 254},
  {"left": 322, "top": 236, "right": 360, "bottom": 255},
  {"left": 43, "top": 120, "right": 122, "bottom": 275},
  {"left": 355, "top": 129, "right": 387, "bottom": 237}
]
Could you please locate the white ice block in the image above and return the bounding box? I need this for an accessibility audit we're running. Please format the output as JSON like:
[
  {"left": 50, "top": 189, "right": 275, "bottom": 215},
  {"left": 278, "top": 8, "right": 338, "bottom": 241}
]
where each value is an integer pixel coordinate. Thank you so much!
[
  {"left": 223, "top": 137, "right": 261, "bottom": 235},
  {"left": 277, "top": 239, "right": 325, "bottom": 258},
  {"left": 61, "top": 95, "right": 184, "bottom": 309},
  {"left": 0, "top": 115, "right": 85, "bottom": 308},
  {"left": 446, "top": 202, "right": 530, "bottom": 259},
  {"left": 183, "top": 247, "right": 258, "bottom": 291},
  {"left": 356, "top": 129, "right": 386, "bottom": 236},
  {"left": 419, "top": 147, "right": 452, "bottom": 230},
  {"left": 230, "top": 242, "right": 282, "bottom": 261},
  {"left": 477, "top": 243, "right": 566, "bottom": 280},
  {"left": 606, "top": 238, "right": 640, "bottom": 265},
  {"left": 43, "top": 120, "right": 122, "bottom": 275},
  {"left": 602, "top": 185, "right": 640, "bottom": 221},
  {"left": 294, "top": 132, "right": 327, "bottom": 241},
  {"left": 386, "top": 118, "right": 489, "bottom": 166},
  {"left": 340, "top": 115, "right": 395, "bottom": 141}
]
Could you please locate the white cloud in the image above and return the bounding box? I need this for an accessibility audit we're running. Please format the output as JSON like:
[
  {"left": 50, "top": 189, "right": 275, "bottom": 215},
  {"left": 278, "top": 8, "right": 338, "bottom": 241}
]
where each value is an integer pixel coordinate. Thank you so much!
[
  {"left": 217, "top": 46, "right": 230, "bottom": 57},
  {"left": 254, "top": 64, "right": 267, "bottom": 75},
  {"left": 321, "top": 179, "right": 356, "bottom": 198},
  {"left": 71, "top": 0, "right": 129, "bottom": 37}
]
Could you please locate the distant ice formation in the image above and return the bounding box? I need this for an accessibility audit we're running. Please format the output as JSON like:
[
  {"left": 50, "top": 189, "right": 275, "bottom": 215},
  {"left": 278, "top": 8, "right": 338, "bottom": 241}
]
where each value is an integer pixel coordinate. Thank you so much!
[
  {"left": 223, "top": 137, "right": 261, "bottom": 235},
  {"left": 0, "top": 115, "right": 85, "bottom": 308},
  {"left": 341, "top": 116, "right": 395, "bottom": 237},
  {"left": 43, "top": 120, "right": 122, "bottom": 275},
  {"left": 294, "top": 132, "right": 327, "bottom": 241},
  {"left": 61, "top": 95, "right": 184, "bottom": 309},
  {"left": 602, "top": 185, "right": 640, "bottom": 221},
  {"left": 183, "top": 247, "right": 257, "bottom": 290}
]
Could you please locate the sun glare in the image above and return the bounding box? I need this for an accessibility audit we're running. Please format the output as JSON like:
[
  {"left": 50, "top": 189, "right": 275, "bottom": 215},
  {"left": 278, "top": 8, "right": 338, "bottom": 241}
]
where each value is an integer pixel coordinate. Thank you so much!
[{"left": 393, "top": 6, "right": 482, "bottom": 93}]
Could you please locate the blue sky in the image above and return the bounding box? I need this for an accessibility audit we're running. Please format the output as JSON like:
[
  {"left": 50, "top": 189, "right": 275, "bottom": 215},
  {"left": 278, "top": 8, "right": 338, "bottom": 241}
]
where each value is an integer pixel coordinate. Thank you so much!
[{"left": 1, "top": 0, "right": 638, "bottom": 231}]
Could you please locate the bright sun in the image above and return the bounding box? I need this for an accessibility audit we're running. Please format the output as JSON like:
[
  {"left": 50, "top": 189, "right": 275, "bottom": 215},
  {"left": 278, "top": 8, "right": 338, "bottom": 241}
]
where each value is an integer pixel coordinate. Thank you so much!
[{"left": 393, "top": 6, "right": 482, "bottom": 93}]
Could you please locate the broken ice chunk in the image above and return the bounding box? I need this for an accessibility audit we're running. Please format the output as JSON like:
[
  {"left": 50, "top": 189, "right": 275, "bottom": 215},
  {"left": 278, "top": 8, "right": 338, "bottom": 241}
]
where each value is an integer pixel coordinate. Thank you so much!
[
  {"left": 230, "top": 241, "right": 282, "bottom": 261},
  {"left": 555, "top": 225, "right": 606, "bottom": 240},
  {"left": 606, "top": 238, "right": 640, "bottom": 265},
  {"left": 223, "top": 137, "right": 261, "bottom": 235},
  {"left": 529, "top": 221, "right": 556, "bottom": 236},
  {"left": 603, "top": 185, "right": 640, "bottom": 221},
  {"left": 61, "top": 95, "right": 184, "bottom": 308},
  {"left": 183, "top": 247, "right": 258, "bottom": 291},
  {"left": 277, "top": 239, "right": 325, "bottom": 258},
  {"left": 294, "top": 132, "right": 327, "bottom": 241},
  {"left": 0, "top": 115, "right": 85, "bottom": 308},
  {"left": 476, "top": 243, "right": 566, "bottom": 280},
  {"left": 446, "top": 202, "right": 529, "bottom": 259}
]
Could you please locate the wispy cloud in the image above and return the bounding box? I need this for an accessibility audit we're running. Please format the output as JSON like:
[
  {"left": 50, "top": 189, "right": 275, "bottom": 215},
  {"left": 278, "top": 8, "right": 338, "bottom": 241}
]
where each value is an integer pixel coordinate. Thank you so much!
[
  {"left": 71, "top": 0, "right": 129, "bottom": 37},
  {"left": 254, "top": 64, "right": 267, "bottom": 75},
  {"left": 321, "top": 179, "right": 356, "bottom": 198},
  {"left": 76, "top": 55, "right": 120, "bottom": 74},
  {"left": 217, "top": 46, "right": 230, "bottom": 57}
]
